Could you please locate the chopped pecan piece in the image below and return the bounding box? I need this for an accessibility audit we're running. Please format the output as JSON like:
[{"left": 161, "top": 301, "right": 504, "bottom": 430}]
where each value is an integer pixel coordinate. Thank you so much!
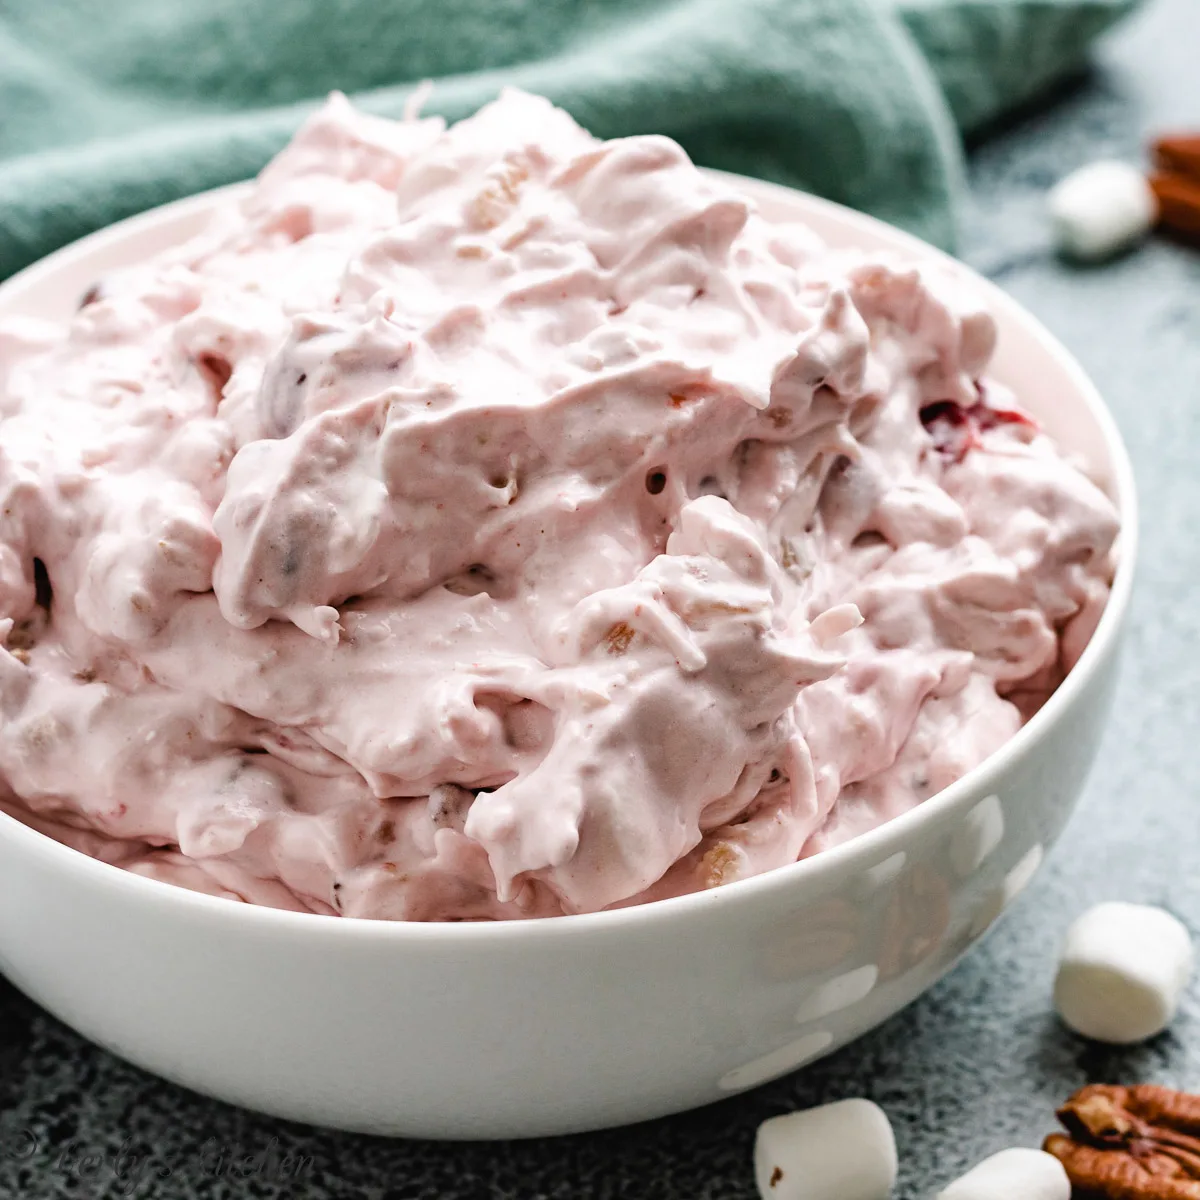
[
  {"left": 1045, "top": 1084, "right": 1200, "bottom": 1197},
  {"left": 603, "top": 622, "right": 636, "bottom": 655}
]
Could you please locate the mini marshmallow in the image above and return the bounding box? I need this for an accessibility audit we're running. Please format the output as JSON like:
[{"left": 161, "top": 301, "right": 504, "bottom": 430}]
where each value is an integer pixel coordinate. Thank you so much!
[
  {"left": 754, "top": 1098, "right": 896, "bottom": 1200},
  {"left": 937, "top": 1148, "right": 1070, "bottom": 1200},
  {"left": 1054, "top": 902, "right": 1194, "bottom": 1044},
  {"left": 1047, "top": 160, "right": 1158, "bottom": 261}
]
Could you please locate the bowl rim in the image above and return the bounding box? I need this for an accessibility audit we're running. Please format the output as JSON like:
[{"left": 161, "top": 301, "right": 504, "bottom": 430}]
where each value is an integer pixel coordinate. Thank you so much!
[{"left": 0, "top": 173, "right": 1139, "bottom": 944}]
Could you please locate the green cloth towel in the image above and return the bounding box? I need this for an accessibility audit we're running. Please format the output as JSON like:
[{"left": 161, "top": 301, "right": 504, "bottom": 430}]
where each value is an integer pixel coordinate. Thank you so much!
[{"left": 0, "top": 0, "right": 1137, "bottom": 279}]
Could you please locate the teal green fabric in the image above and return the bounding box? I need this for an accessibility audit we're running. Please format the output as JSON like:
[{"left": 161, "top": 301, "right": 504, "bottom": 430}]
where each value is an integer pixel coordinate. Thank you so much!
[{"left": 0, "top": 0, "right": 1137, "bottom": 278}]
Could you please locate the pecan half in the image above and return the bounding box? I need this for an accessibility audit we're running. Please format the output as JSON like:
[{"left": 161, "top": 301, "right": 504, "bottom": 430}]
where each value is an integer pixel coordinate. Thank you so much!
[
  {"left": 1045, "top": 1085, "right": 1200, "bottom": 1198},
  {"left": 1149, "top": 171, "right": 1200, "bottom": 244},
  {"left": 1153, "top": 134, "right": 1200, "bottom": 181},
  {"left": 1150, "top": 135, "right": 1200, "bottom": 243}
]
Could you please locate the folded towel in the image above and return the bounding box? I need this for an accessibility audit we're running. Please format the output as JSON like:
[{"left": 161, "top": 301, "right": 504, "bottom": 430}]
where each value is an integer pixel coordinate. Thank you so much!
[{"left": 0, "top": 0, "right": 1137, "bottom": 277}]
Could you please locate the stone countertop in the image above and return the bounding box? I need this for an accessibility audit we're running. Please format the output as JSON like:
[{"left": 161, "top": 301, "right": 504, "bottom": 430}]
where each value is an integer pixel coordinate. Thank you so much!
[{"left": 1, "top": 1, "right": 1198, "bottom": 1195}]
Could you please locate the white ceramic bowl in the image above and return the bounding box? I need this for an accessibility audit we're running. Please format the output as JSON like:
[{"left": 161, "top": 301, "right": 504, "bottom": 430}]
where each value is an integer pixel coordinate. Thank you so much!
[{"left": 0, "top": 174, "right": 1137, "bottom": 1139}]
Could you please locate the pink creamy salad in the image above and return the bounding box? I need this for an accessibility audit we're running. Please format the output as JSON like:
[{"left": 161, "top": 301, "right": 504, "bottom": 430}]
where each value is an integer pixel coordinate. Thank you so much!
[{"left": 0, "top": 91, "right": 1119, "bottom": 920}]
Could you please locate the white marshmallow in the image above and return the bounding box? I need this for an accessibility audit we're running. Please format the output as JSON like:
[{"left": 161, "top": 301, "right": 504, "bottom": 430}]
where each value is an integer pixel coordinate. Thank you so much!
[
  {"left": 754, "top": 1099, "right": 896, "bottom": 1200},
  {"left": 1047, "top": 160, "right": 1158, "bottom": 261},
  {"left": 1054, "top": 902, "right": 1194, "bottom": 1043},
  {"left": 936, "top": 1148, "right": 1070, "bottom": 1200}
]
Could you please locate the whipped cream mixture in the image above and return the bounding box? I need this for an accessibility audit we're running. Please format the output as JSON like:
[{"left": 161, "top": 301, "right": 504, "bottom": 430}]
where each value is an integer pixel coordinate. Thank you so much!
[{"left": 0, "top": 92, "right": 1119, "bottom": 920}]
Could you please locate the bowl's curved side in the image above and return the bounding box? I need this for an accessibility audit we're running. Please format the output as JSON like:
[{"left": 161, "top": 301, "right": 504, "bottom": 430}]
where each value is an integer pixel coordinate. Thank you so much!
[
  {"left": 0, "top": 177, "right": 1136, "bottom": 1137},
  {"left": 0, "top": 625, "right": 1123, "bottom": 1137}
]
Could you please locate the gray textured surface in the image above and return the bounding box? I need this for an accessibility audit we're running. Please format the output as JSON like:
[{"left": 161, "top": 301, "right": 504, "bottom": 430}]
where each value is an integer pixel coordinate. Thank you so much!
[{"left": 1, "top": 1, "right": 1198, "bottom": 1195}]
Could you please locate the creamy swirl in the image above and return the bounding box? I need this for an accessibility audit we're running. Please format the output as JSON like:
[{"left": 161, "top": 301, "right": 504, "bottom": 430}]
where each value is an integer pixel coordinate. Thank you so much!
[{"left": 0, "top": 91, "right": 1119, "bottom": 919}]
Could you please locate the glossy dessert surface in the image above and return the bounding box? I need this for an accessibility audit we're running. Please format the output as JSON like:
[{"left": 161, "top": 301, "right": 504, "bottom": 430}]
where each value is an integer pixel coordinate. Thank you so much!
[{"left": 0, "top": 92, "right": 1118, "bottom": 922}]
